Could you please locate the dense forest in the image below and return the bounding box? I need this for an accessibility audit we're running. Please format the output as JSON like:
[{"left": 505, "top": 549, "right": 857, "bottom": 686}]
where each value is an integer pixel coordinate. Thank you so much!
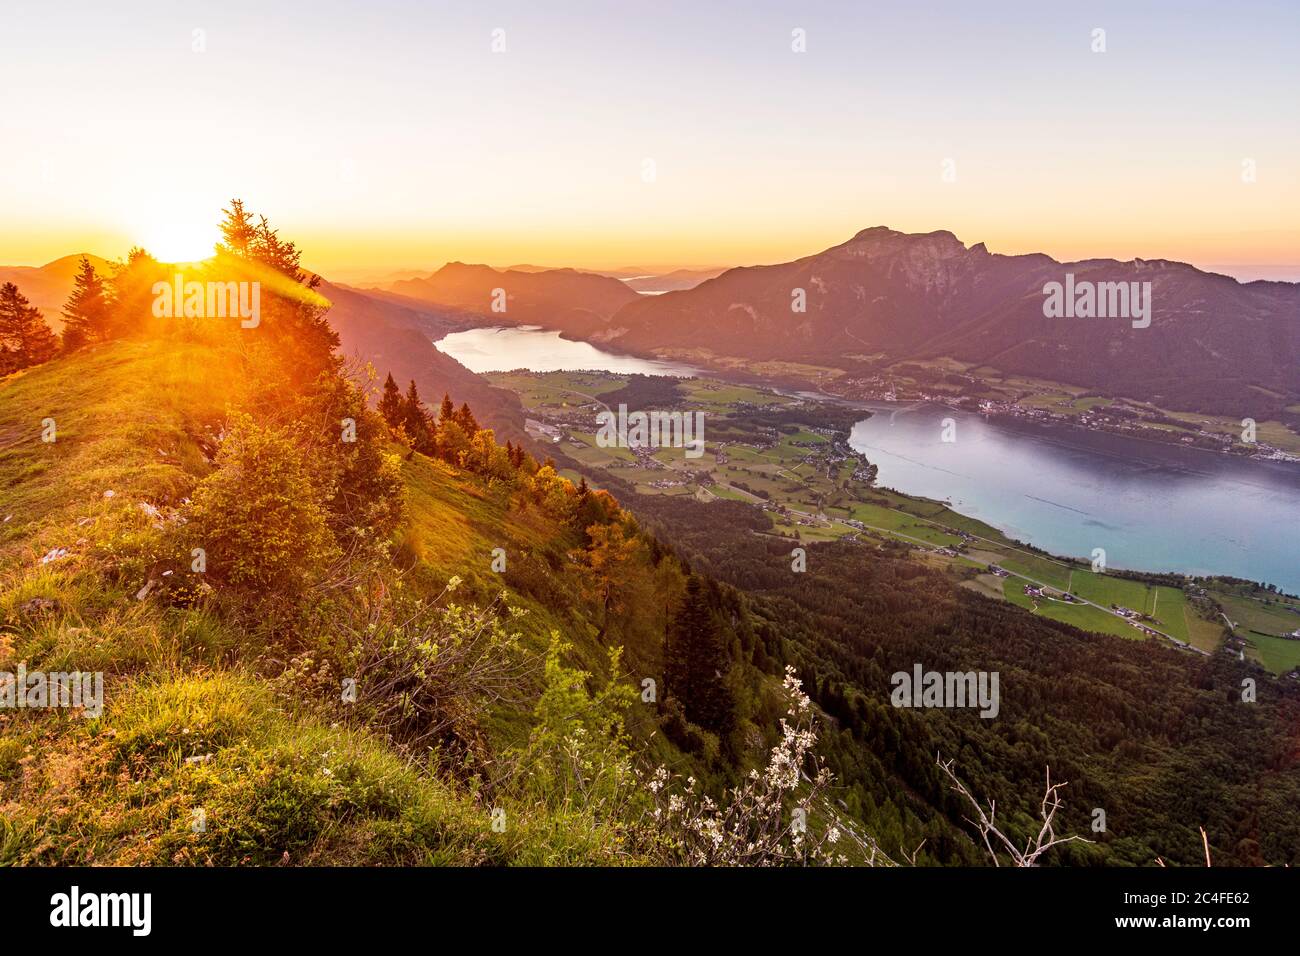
[{"left": 580, "top": 470, "right": 1300, "bottom": 866}]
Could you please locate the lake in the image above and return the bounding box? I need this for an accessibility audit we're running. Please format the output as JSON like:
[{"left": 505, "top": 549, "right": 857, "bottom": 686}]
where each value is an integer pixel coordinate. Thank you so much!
[
  {"left": 436, "top": 325, "right": 1300, "bottom": 593},
  {"left": 435, "top": 325, "right": 701, "bottom": 376},
  {"left": 848, "top": 403, "right": 1300, "bottom": 593}
]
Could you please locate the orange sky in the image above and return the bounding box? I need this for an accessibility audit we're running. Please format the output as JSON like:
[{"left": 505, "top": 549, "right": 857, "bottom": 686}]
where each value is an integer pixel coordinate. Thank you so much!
[{"left": 2, "top": 2, "right": 1297, "bottom": 281}]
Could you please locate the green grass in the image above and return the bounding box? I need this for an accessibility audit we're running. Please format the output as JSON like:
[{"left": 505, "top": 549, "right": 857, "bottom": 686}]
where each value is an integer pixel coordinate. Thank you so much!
[
  {"left": 0, "top": 670, "right": 572, "bottom": 866},
  {"left": 845, "top": 502, "right": 963, "bottom": 547},
  {"left": 1068, "top": 571, "right": 1153, "bottom": 612},
  {"left": 1243, "top": 634, "right": 1300, "bottom": 674},
  {"left": 1213, "top": 591, "right": 1300, "bottom": 672},
  {"left": 998, "top": 553, "right": 1073, "bottom": 591},
  {"left": 1217, "top": 592, "right": 1300, "bottom": 636},
  {"left": 0, "top": 340, "right": 666, "bottom": 866},
  {"left": 680, "top": 380, "right": 789, "bottom": 409},
  {"left": 1002, "top": 577, "right": 1140, "bottom": 639}
]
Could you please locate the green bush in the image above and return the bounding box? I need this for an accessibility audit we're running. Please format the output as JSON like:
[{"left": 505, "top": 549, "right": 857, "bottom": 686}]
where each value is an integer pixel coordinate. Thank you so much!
[{"left": 186, "top": 415, "right": 339, "bottom": 597}]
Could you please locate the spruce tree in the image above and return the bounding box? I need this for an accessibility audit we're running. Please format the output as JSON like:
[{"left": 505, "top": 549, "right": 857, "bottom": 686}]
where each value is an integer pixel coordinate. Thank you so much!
[
  {"left": 456, "top": 401, "right": 479, "bottom": 435},
  {"left": 401, "top": 379, "right": 434, "bottom": 453},
  {"left": 216, "top": 199, "right": 338, "bottom": 380},
  {"left": 60, "top": 256, "right": 110, "bottom": 350},
  {"left": 664, "top": 575, "right": 734, "bottom": 733},
  {"left": 0, "top": 283, "right": 59, "bottom": 370},
  {"left": 378, "top": 372, "right": 404, "bottom": 429},
  {"left": 107, "top": 247, "right": 165, "bottom": 338}
]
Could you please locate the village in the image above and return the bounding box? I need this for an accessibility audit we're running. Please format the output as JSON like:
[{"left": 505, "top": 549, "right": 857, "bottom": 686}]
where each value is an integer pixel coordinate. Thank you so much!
[{"left": 827, "top": 370, "right": 1300, "bottom": 463}]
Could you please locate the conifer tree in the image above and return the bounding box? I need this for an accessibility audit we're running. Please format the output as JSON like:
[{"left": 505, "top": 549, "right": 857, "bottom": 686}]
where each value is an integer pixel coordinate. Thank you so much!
[
  {"left": 60, "top": 256, "right": 111, "bottom": 350},
  {"left": 664, "top": 575, "right": 734, "bottom": 733},
  {"left": 378, "top": 372, "right": 404, "bottom": 430},
  {"left": 456, "top": 401, "right": 479, "bottom": 435},
  {"left": 216, "top": 199, "right": 338, "bottom": 380},
  {"left": 0, "top": 282, "right": 58, "bottom": 371},
  {"left": 438, "top": 393, "right": 455, "bottom": 424},
  {"left": 400, "top": 379, "right": 435, "bottom": 453},
  {"left": 107, "top": 247, "right": 165, "bottom": 338}
]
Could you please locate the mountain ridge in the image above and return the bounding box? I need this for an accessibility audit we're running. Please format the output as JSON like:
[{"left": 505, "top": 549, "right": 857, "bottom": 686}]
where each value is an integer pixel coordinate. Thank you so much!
[{"left": 599, "top": 227, "right": 1300, "bottom": 416}]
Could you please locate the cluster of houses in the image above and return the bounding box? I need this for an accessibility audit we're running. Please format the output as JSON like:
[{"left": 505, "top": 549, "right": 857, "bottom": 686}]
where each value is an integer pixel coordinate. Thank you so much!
[
  {"left": 524, "top": 418, "right": 563, "bottom": 443},
  {"left": 1023, "top": 584, "right": 1078, "bottom": 604},
  {"left": 1128, "top": 620, "right": 1166, "bottom": 638},
  {"left": 786, "top": 433, "right": 871, "bottom": 478},
  {"left": 1106, "top": 603, "right": 1179, "bottom": 639},
  {"left": 970, "top": 399, "right": 1300, "bottom": 463}
]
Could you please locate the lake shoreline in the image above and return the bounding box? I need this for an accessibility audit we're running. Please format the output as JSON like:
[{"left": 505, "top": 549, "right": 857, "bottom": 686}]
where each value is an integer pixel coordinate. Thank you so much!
[{"left": 437, "top": 326, "right": 1300, "bottom": 596}]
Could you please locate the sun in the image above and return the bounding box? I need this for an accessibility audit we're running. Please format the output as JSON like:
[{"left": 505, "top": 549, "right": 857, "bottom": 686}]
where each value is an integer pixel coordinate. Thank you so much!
[{"left": 136, "top": 218, "right": 220, "bottom": 264}]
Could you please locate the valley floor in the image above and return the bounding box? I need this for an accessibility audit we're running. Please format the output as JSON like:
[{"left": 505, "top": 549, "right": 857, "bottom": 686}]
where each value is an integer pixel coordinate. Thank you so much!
[{"left": 490, "top": 368, "right": 1300, "bottom": 675}]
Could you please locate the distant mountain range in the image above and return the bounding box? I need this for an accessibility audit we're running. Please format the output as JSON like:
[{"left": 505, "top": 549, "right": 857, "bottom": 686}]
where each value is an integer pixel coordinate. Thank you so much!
[
  {"left": 0, "top": 254, "right": 114, "bottom": 327},
  {"left": 351, "top": 229, "right": 1299, "bottom": 416},
  {"left": 622, "top": 268, "right": 728, "bottom": 293},
  {"left": 365, "top": 263, "right": 727, "bottom": 302},
  {"left": 376, "top": 262, "right": 641, "bottom": 336},
  {"left": 11, "top": 227, "right": 1297, "bottom": 420},
  {"left": 597, "top": 228, "right": 1299, "bottom": 416}
]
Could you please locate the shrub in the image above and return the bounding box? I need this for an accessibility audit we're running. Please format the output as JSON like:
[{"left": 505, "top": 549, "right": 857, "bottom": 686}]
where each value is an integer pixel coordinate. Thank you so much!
[
  {"left": 509, "top": 636, "right": 642, "bottom": 828},
  {"left": 341, "top": 581, "right": 531, "bottom": 764},
  {"left": 186, "top": 415, "right": 338, "bottom": 597}
]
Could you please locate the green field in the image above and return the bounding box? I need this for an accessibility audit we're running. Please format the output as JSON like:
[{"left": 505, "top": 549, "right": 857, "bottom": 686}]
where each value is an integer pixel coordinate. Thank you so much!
[
  {"left": 998, "top": 553, "right": 1073, "bottom": 591},
  {"left": 843, "top": 502, "right": 963, "bottom": 548},
  {"left": 1244, "top": 634, "right": 1300, "bottom": 673},
  {"left": 1002, "top": 578, "right": 1139, "bottom": 639},
  {"left": 1068, "top": 570, "right": 1150, "bottom": 610},
  {"left": 1216, "top": 592, "right": 1300, "bottom": 671},
  {"left": 1217, "top": 592, "right": 1300, "bottom": 635}
]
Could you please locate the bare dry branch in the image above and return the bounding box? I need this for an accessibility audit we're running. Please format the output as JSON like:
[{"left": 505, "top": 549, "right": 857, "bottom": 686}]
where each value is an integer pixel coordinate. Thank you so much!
[{"left": 937, "top": 754, "right": 1094, "bottom": 867}]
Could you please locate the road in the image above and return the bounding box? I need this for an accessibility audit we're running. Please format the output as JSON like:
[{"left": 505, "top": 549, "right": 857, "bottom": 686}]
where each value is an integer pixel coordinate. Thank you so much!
[{"left": 766, "top": 506, "right": 1201, "bottom": 653}]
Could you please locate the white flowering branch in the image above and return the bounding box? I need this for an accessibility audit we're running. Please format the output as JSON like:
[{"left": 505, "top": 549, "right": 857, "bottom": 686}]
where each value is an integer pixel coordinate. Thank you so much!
[{"left": 647, "top": 666, "right": 851, "bottom": 866}]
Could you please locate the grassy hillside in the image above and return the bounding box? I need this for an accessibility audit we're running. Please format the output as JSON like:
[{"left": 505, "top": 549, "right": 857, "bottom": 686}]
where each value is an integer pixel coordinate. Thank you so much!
[
  {"left": 0, "top": 338, "right": 796, "bottom": 865},
  {"left": 1, "top": 200, "right": 870, "bottom": 869}
]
